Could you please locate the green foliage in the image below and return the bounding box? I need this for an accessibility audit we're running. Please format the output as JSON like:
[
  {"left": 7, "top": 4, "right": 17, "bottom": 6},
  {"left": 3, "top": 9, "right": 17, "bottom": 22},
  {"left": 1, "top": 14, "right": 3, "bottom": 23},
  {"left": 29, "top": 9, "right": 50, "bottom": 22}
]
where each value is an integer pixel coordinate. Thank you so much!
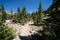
[
  {"left": 13, "top": 7, "right": 31, "bottom": 25},
  {"left": 20, "top": 7, "right": 29, "bottom": 25},
  {"left": 13, "top": 13, "right": 18, "bottom": 23},
  {"left": 0, "top": 5, "right": 15, "bottom": 40},
  {"left": 44, "top": 31, "right": 52, "bottom": 36},
  {"left": 32, "top": 2, "right": 44, "bottom": 26},
  {"left": 17, "top": 7, "right": 21, "bottom": 18},
  {"left": 0, "top": 25, "right": 15, "bottom": 40},
  {"left": 10, "top": 9, "right": 13, "bottom": 19},
  {"left": 44, "top": 0, "right": 60, "bottom": 39},
  {"left": 32, "top": 12, "right": 38, "bottom": 25},
  {"left": 22, "top": 7, "right": 26, "bottom": 16},
  {"left": 1, "top": 5, "right": 7, "bottom": 21},
  {"left": 37, "top": 2, "right": 44, "bottom": 25}
]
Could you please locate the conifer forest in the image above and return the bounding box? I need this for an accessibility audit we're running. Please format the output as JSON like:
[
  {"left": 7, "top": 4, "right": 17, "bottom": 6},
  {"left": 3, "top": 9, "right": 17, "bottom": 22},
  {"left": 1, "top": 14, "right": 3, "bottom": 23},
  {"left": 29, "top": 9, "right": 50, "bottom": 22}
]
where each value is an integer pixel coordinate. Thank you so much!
[{"left": 0, "top": 0, "right": 60, "bottom": 40}]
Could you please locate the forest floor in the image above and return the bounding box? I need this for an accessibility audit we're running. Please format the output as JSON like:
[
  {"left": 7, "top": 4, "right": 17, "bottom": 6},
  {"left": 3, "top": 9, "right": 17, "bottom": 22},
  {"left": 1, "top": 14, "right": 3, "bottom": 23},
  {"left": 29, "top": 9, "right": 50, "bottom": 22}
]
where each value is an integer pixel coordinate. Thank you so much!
[{"left": 5, "top": 20, "right": 44, "bottom": 40}]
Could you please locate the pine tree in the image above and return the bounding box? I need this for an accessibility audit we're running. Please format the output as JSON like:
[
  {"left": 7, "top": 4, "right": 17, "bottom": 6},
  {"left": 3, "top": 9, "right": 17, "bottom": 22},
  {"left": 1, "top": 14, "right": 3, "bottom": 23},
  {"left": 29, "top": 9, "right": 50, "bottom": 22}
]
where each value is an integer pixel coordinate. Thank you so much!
[
  {"left": 0, "top": 24, "right": 15, "bottom": 40},
  {"left": 17, "top": 7, "right": 21, "bottom": 18},
  {"left": 0, "top": 5, "right": 15, "bottom": 40},
  {"left": 37, "top": 1, "right": 43, "bottom": 25},
  {"left": 44, "top": 0, "right": 60, "bottom": 39},
  {"left": 17, "top": 7, "right": 21, "bottom": 22},
  {"left": 1, "top": 5, "right": 7, "bottom": 21},
  {"left": 13, "top": 13, "right": 17, "bottom": 22},
  {"left": 22, "top": 7, "right": 26, "bottom": 17},
  {"left": 11, "top": 9, "right": 13, "bottom": 19},
  {"left": 49, "top": 0, "right": 60, "bottom": 39},
  {"left": 32, "top": 12, "right": 38, "bottom": 25},
  {"left": 20, "top": 7, "right": 27, "bottom": 25},
  {"left": 13, "top": 7, "right": 31, "bottom": 25},
  {"left": 32, "top": 1, "right": 44, "bottom": 25}
]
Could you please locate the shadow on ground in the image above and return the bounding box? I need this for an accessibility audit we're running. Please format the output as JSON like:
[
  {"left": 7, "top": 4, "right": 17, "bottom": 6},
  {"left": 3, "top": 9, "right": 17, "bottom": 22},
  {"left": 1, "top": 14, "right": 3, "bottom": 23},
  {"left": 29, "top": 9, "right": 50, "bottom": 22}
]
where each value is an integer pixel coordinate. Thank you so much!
[{"left": 19, "top": 33, "right": 43, "bottom": 40}]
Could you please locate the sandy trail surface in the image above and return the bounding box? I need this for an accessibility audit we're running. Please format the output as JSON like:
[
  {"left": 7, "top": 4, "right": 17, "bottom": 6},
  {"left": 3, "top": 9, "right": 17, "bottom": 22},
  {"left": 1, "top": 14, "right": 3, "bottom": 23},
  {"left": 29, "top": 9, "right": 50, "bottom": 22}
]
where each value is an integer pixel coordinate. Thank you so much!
[{"left": 5, "top": 20, "right": 43, "bottom": 40}]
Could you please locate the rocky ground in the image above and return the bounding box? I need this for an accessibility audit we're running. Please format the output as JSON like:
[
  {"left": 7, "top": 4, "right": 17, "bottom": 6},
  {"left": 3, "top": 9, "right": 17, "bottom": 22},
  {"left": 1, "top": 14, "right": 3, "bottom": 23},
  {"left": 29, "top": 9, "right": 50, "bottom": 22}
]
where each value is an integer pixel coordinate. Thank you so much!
[{"left": 5, "top": 20, "right": 44, "bottom": 40}]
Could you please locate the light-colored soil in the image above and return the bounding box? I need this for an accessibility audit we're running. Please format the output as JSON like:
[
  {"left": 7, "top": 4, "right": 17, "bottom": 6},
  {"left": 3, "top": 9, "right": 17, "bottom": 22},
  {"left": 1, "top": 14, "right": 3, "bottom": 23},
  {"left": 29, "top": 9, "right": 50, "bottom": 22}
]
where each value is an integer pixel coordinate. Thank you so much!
[{"left": 5, "top": 20, "right": 43, "bottom": 40}]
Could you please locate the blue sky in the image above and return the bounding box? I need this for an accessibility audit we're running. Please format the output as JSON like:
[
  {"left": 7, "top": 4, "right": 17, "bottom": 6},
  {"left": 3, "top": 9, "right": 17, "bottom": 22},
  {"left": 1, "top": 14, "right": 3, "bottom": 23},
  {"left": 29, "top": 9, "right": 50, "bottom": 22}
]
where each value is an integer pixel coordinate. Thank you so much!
[{"left": 0, "top": 0, "right": 52, "bottom": 13}]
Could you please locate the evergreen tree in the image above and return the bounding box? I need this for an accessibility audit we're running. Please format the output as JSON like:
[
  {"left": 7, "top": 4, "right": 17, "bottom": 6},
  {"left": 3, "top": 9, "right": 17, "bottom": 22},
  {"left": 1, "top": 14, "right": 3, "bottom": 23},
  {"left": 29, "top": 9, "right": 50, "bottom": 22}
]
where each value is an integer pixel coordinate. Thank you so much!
[
  {"left": 22, "top": 7, "right": 26, "bottom": 17},
  {"left": 11, "top": 9, "right": 13, "bottom": 19},
  {"left": 17, "top": 7, "right": 21, "bottom": 18},
  {"left": 13, "top": 13, "right": 17, "bottom": 23},
  {"left": 1, "top": 5, "right": 7, "bottom": 21},
  {"left": 17, "top": 7, "right": 21, "bottom": 22},
  {"left": 20, "top": 7, "right": 27, "bottom": 25},
  {"left": 37, "top": 1, "right": 43, "bottom": 25},
  {"left": 13, "top": 7, "right": 31, "bottom": 25},
  {"left": 44, "top": 0, "right": 60, "bottom": 39},
  {"left": 48, "top": 0, "right": 60, "bottom": 39},
  {"left": 0, "top": 5, "right": 15, "bottom": 40},
  {"left": 32, "top": 1, "right": 44, "bottom": 25},
  {"left": 0, "top": 23, "right": 15, "bottom": 40},
  {"left": 32, "top": 12, "right": 38, "bottom": 25},
  {"left": 26, "top": 13, "right": 31, "bottom": 21}
]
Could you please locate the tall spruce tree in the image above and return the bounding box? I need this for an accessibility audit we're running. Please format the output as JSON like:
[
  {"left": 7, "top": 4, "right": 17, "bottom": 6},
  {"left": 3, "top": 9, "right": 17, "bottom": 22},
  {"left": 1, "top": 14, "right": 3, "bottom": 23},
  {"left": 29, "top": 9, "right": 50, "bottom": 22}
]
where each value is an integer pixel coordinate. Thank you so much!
[
  {"left": 1, "top": 5, "right": 7, "bottom": 21},
  {"left": 22, "top": 7, "right": 26, "bottom": 17},
  {"left": 11, "top": 9, "right": 13, "bottom": 19},
  {"left": 37, "top": 1, "right": 43, "bottom": 25},
  {"left": 0, "top": 5, "right": 15, "bottom": 40},
  {"left": 20, "top": 7, "right": 27, "bottom": 25},
  {"left": 17, "top": 7, "right": 21, "bottom": 18},
  {"left": 17, "top": 7, "right": 21, "bottom": 22},
  {"left": 44, "top": 0, "right": 60, "bottom": 39},
  {"left": 49, "top": 0, "right": 60, "bottom": 39},
  {"left": 32, "top": 12, "right": 38, "bottom": 25},
  {"left": 13, "top": 13, "right": 17, "bottom": 23}
]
